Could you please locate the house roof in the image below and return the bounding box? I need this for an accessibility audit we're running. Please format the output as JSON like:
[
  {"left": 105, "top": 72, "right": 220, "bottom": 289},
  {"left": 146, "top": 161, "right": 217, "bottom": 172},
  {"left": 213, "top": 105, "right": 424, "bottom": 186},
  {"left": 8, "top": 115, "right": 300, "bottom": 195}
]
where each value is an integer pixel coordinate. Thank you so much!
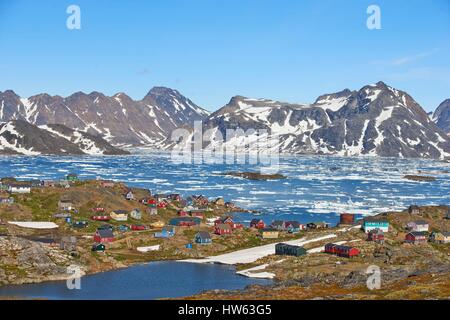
[
  {"left": 408, "top": 231, "right": 428, "bottom": 237},
  {"left": 196, "top": 231, "right": 211, "bottom": 239},
  {"left": 286, "top": 221, "right": 301, "bottom": 228},
  {"left": 97, "top": 229, "right": 114, "bottom": 238},
  {"left": 364, "top": 217, "right": 388, "bottom": 223},
  {"left": 271, "top": 220, "right": 285, "bottom": 226},
  {"left": 112, "top": 210, "right": 128, "bottom": 215}
]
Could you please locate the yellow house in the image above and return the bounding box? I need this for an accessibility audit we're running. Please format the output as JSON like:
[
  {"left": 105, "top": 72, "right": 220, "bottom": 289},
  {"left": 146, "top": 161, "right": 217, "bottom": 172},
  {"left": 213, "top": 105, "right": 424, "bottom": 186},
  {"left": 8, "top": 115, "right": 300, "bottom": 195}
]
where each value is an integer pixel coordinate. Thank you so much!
[
  {"left": 260, "top": 228, "right": 279, "bottom": 239},
  {"left": 430, "top": 232, "right": 450, "bottom": 244},
  {"left": 110, "top": 210, "right": 128, "bottom": 222},
  {"left": 150, "top": 220, "right": 165, "bottom": 228}
]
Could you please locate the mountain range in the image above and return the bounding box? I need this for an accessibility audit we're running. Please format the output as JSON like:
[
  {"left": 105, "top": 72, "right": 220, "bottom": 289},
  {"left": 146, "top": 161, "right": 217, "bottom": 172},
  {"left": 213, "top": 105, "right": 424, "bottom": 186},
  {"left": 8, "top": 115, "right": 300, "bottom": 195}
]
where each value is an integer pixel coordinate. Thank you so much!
[{"left": 0, "top": 82, "right": 449, "bottom": 159}]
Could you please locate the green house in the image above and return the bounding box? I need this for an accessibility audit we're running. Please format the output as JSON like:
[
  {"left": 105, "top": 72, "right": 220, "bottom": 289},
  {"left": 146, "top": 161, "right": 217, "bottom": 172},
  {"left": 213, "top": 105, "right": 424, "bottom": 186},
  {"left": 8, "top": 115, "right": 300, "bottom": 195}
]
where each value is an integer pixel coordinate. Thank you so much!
[
  {"left": 67, "top": 173, "right": 79, "bottom": 182},
  {"left": 363, "top": 218, "right": 389, "bottom": 233}
]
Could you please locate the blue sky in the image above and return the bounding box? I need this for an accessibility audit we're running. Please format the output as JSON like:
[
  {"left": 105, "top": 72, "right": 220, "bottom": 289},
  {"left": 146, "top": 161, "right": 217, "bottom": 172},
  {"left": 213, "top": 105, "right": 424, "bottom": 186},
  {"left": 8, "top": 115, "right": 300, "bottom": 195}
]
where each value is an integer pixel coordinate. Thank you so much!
[{"left": 0, "top": 0, "right": 449, "bottom": 111}]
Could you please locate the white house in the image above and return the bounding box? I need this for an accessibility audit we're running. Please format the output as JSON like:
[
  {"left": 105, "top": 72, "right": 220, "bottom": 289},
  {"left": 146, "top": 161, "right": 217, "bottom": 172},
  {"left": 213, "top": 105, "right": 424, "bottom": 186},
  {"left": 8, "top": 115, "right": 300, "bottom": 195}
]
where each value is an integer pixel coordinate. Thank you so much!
[
  {"left": 8, "top": 184, "right": 31, "bottom": 194},
  {"left": 407, "top": 220, "right": 429, "bottom": 232}
]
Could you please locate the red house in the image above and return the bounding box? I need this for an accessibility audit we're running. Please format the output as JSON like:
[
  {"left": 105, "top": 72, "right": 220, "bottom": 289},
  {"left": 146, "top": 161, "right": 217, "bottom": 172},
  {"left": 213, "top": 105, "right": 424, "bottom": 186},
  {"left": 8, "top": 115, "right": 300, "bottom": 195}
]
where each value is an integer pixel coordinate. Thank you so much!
[
  {"left": 157, "top": 201, "right": 168, "bottom": 209},
  {"left": 324, "top": 243, "right": 360, "bottom": 258},
  {"left": 93, "top": 229, "right": 115, "bottom": 243},
  {"left": 214, "top": 216, "right": 242, "bottom": 229},
  {"left": 405, "top": 232, "right": 427, "bottom": 244},
  {"left": 178, "top": 210, "right": 189, "bottom": 217},
  {"left": 367, "top": 228, "right": 385, "bottom": 243},
  {"left": 131, "top": 224, "right": 147, "bottom": 231},
  {"left": 250, "top": 219, "right": 266, "bottom": 229},
  {"left": 92, "top": 207, "right": 105, "bottom": 213},
  {"left": 215, "top": 223, "right": 232, "bottom": 235},
  {"left": 91, "top": 215, "right": 110, "bottom": 221},
  {"left": 190, "top": 210, "right": 205, "bottom": 219}
]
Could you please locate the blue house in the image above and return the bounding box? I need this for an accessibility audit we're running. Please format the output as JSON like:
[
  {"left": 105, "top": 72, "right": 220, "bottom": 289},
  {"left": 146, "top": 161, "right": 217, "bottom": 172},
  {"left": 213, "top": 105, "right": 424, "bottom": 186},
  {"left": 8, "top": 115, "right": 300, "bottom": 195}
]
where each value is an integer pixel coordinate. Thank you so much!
[
  {"left": 155, "top": 226, "right": 176, "bottom": 238},
  {"left": 194, "top": 232, "right": 212, "bottom": 245},
  {"left": 363, "top": 218, "right": 389, "bottom": 233}
]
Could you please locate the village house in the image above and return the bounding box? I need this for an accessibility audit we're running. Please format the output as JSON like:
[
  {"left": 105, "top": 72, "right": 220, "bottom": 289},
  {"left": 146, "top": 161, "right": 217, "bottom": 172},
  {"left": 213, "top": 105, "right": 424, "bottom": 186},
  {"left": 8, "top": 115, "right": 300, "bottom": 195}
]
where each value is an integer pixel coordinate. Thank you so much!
[
  {"left": 260, "top": 228, "right": 279, "bottom": 239},
  {"left": 42, "top": 180, "right": 56, "bottom": 187},
  {"left": 150, "top": 220, "right": 165, "bottom": 228},
  {"left": 146, "top": 206, "right": 158, "bottom": 215},
  {"left": 191, "top": 195, "right": 209, "bottom": 207},
  {"left": 92, "top": 243, "right": 106, "bottom": 252},
  {"left": 0, "top": 197, "right": 14, "bottom": 205},
  {"left": 195, "top": 231, "right": 212, "bottom": 245},
  {"left": 154, "top": 226, "right": 175, "bottom": 238},
  {"left": 363, "top": 218, "right": 389, "bottom": 233},
  {"left": 92, "top": 207, "right": 105, "bottom": 213},
  {"left": 58, "top": 199, "right": 74, "bottom": 211},
  {"left": 168, "top": 193, "right": 182, "bottom": 201},
  {"left": 250, "top": 219, "right": 266, "bottom": 229},
  {"left": 101, "top": 180, "right": 115, "bottom": 188},
  {"left": 430, "top": 231, "right": 450, "bottom": 244},
  {"left": 140, "top": 197, "right": 156, "bottom": 205},
  {"left": 58, "top": 179, "right": 70, "bottom": 188},
  {"left": 214, "top": 198, "right": 225, "bottom": 206},
  {"left": 407, "top": 220, "right": 429, "bottom": 232},
  {"left": 214, "top": 216, "right": 243, "bottom": 229},
  {"left": 286, "top": 221, "right": 305, "bottom": 233},
  {"left": 60, "top": 236, "right": 77, "bottom": 252},
  {"left": 8, "top": 183, "right": 31, "bottom": 194},
  {"left": 275, "top": 243, "right": 307, "bottom": 257},
  {"left": 325, "top": 243, "right": 360, "bottom": 258},
  {"left": 405, "top": 231, "right": 428, "bottom": 245},
  {"left": 131, "top": 224, "right": 147, "bottom": 231},
  {"left": 30, "top": 180, "right": 42, "bottom": 188},
  {"left": 307, "top": 222, "right": 330, "bottom": 230},
  {"left": 408, "top": 205, "right": 421, "bottom": 215},
  {"left": 190, "top": 209, "right": 206, "bottom": 219},
  {"left": 94, "top": 229, "right": 115, "bottom": 243},
  {"left": 157, "top": 201, "right": 168, "bottom": 209},
  {"left": 110, "top": 210, "right": 128, "bottom": 221},
  {"left": 124, "top": 189, "right": 135, "bottom": 201},
  {"left": 66, "top": 173, "right": 79, "bottom": 182},
  {"left": 130, "top": 208, "right": 142, "bottom": 220},
  {"left": 178, "top": 210, "right": 189, "bottom": 217},
  {"left": 169, "top": 217, "right": 201, "bottom": 227},
  {"left": 271, "top": 220, "right": 286, "bottom": 231},
  {"left": 367, "top": 228, "right": 385, "bottom": 244},
  {"left": 215, "top": 223, "right": 232, "bottom": 235},
  {"left": 72, "top": 221, "right": 89, "bottom": 229},
  {"left": 91, "top": 215, "right": 110, "bottom": 221}
]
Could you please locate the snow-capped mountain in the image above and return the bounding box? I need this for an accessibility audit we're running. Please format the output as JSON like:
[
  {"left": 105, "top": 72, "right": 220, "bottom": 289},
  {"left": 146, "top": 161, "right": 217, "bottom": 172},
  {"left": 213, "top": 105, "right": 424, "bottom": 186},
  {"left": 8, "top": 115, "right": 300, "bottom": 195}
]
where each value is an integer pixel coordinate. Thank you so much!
[
  {"left": 0, "top": 120, "right": 129, "bottom": 155},
  {"left": 200, "top": 82, "right": 450, "bottom": 159},
  {"left": 0, "top": 87, "right": 209, "bottom": 147},
  {"left": 432, "top": 99, "right": 450, "bottom": 135}
]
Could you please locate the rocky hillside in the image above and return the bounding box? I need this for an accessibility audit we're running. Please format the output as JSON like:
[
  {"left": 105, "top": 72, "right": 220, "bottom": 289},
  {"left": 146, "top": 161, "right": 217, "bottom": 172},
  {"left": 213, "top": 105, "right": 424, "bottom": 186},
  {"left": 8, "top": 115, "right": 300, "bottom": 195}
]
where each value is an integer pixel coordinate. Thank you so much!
[
  {"left": 433, "top": 99, "right": 450, "bottom": 135},
  {"left": 0, "top": 120, "right": 129, "bottom": 155},
  {"left": 201, "top": 82, "right": 450, "bottom": 159},
  {"left": 0, "top": 87, "right": 209, "bottom": 147}
]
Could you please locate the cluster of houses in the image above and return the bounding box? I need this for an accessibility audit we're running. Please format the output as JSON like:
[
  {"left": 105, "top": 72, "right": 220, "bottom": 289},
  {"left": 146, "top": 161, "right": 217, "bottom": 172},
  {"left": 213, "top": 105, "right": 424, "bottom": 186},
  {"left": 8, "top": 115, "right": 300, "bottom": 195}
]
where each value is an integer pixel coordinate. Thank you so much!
[
  {"left": 0, "top": 174, "right": 80, "bottom": 196},
  {"left": 359, "top": 205, "right": 450, "bottom": 245}
]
